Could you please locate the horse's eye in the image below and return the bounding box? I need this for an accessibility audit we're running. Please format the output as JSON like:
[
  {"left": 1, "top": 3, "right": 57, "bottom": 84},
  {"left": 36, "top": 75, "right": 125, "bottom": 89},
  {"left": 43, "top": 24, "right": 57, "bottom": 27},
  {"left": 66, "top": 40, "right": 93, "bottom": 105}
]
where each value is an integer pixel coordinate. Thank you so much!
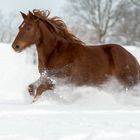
[{"left": 26, "top": 26, "right": 31, "bottom": 31}]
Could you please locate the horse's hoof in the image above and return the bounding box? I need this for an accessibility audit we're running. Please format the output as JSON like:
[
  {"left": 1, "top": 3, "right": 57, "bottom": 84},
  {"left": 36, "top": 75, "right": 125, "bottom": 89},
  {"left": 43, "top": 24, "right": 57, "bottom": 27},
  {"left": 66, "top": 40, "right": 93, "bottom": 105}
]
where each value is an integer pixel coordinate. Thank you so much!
[
  {"left": 31, "top": 99, "right": 36, "bottom": 104},
  {"left": 31, "top": 96, "right": 39, "bottom": 103},
  {"left": 28, "top": 84, "right": 35, "bottom": 96}
]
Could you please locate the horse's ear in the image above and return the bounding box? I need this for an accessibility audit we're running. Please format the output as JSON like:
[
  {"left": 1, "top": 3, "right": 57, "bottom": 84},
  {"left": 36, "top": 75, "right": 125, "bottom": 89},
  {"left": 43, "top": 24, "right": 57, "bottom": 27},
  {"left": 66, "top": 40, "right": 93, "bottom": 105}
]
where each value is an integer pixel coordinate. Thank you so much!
[
  {"left": 28, "top": 11, "right": 34, "bottom": 20},
  {"left": 33, "top": 15, "right": 39, "bottom": 22},
  {"left": 20, "top": 12, "right": 27, "bottom": 20}
]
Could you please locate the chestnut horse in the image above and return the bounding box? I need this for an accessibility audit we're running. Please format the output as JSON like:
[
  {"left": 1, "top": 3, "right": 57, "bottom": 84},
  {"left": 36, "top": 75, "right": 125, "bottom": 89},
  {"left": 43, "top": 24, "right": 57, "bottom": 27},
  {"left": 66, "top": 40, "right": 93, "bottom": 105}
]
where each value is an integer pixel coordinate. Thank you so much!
[{"left": 12, "top": 10, "right": 140, "bottom": 101}]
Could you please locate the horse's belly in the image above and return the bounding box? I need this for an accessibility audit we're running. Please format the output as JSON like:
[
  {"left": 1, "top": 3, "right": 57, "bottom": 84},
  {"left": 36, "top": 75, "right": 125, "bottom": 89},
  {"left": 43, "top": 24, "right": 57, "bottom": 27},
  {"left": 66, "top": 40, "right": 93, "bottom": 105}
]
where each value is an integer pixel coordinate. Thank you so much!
[{"left": 70, "top": 64, "right": 111, "bottom": 85}]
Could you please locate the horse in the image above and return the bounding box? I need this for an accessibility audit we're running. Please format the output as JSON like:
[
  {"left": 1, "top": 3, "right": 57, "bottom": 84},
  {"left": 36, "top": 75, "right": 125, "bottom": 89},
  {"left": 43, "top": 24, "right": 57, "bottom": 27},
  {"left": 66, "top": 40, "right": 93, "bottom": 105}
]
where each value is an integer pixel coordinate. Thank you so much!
[{"left": 12, "top": 9, "right": 140, "bottom": 102}]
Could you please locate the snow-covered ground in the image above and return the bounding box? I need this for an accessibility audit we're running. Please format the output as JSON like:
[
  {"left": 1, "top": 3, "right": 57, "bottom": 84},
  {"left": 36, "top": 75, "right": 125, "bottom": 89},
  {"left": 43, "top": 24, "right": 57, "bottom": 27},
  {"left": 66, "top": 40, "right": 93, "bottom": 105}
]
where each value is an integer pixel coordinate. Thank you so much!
[{"left": 0, "top": 43, "right": 140, "bottom": 140}]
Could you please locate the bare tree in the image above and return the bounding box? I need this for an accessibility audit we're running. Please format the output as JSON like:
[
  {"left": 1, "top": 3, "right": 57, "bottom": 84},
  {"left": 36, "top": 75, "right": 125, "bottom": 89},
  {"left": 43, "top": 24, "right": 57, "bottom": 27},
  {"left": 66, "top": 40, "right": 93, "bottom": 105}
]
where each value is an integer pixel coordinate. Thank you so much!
[
  {"left": 115, "top": 1, "right": 140, "bottom": 45},
  {"left": 130, "top": 0, "right": 140, "bottom": 6},
  {"left": 65, "top": 0, "right": 124, "bottom": 43}
]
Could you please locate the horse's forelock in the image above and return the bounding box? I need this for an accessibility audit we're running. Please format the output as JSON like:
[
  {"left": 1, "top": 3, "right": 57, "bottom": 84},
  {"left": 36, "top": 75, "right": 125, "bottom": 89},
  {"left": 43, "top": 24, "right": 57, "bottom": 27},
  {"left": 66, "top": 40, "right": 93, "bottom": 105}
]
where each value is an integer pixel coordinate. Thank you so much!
[{"left": 33, "top": 9, "right": 50, "bottom": 20}]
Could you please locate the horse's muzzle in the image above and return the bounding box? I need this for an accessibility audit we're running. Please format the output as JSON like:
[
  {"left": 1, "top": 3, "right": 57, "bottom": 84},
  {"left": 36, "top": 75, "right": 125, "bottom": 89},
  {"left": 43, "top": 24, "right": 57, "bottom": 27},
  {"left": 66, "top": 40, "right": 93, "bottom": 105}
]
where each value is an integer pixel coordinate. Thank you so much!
[{"left": 12, "top": 44, "right": 23, "bottom": 53}]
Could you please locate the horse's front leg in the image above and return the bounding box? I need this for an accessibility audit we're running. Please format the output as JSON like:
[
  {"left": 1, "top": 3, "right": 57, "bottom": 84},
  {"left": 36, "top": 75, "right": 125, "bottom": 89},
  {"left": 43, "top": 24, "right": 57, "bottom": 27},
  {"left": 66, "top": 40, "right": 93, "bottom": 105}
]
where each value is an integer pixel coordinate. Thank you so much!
[
  {"left": 28, "top": 78, "right": 54, "bottom": 96},
  {"left": 28, "top": 84, "right": 36, "bottom": 96},
  {"left": 28, "top": 70, "right": 54, "bottom": 101},
  {"left": 32, "top": 82, "right": 54, "bottom": 102}
]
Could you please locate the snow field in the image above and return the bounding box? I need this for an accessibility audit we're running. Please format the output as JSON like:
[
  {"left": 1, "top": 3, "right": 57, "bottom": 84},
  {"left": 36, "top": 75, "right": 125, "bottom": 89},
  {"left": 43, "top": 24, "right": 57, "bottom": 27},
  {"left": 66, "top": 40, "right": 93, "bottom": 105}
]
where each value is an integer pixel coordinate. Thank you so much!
[{"left": 0, "top": 43, "right": 140, "bottom": 139}]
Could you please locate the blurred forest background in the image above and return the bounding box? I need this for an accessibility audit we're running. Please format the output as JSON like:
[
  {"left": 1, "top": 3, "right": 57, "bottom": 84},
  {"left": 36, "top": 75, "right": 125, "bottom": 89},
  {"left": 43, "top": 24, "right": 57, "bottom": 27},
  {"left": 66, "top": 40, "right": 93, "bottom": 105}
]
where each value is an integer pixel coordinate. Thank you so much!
[
  {"left": 64, "top": 0, "right": 140, "bottom": 45},
  {"left": 0, "top": 0, "right": 140, "bottom": 63}
]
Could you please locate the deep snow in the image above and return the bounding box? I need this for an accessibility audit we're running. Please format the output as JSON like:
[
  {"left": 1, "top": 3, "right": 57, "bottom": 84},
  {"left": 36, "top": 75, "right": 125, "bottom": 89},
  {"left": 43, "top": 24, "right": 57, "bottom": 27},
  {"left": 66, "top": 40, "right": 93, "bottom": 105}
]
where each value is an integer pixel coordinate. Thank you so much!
[{"left": 0, "top": 43, "right": 140, "bottom": 140}]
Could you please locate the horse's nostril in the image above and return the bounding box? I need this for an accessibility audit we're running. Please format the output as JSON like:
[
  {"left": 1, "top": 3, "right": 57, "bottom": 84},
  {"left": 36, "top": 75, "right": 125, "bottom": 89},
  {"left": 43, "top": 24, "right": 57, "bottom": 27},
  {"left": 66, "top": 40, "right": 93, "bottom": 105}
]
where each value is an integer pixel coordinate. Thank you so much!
[{"left": 15, "top": 45, "right": 20, "bottom": 50}]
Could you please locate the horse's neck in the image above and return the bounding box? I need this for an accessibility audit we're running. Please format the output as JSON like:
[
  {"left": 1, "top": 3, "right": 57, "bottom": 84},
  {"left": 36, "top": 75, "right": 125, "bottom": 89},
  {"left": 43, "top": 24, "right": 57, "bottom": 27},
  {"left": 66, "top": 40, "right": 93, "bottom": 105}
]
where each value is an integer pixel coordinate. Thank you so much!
[
  {"left": 36, "top": 40, "right": 79, "bottom": 72},
  {"left": 37, "top": 20, "right": 83, "bottom": 72},
  {"left": 36, "top": 21, "right": 56, "bottom": 72},
  {"left": 36, "top": 20, "right": 83, "bottom": 73},
  {"left": 36, "top": 40, "right": 53, "bottom": 71}
]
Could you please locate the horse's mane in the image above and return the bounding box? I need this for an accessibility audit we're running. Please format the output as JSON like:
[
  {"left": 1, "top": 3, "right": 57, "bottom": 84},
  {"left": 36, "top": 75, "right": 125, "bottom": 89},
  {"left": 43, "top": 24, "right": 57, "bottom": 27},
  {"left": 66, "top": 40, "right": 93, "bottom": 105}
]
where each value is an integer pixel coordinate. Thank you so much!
[{"left": 32, "top": 9, "right": 84, "bottom": 45}]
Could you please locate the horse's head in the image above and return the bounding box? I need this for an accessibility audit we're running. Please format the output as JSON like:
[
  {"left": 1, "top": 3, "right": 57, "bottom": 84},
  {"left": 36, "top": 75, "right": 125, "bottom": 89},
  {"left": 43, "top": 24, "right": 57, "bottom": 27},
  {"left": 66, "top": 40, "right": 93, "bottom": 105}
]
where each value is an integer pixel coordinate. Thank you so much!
[
  {"left": 12, "top": 11, "right": 41, "bottom": 52},
  {"left": 12, "top": 9, "right": 83, "bottom": 53}
]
